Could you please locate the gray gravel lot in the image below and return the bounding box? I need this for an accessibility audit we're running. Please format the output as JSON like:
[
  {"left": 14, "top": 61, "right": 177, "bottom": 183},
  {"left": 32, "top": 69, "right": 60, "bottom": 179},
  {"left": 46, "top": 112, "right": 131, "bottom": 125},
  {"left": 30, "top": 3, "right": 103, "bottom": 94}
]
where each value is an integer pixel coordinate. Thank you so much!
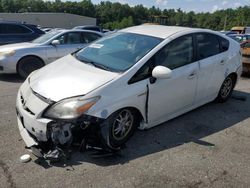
[{"left": 0, "top": 74, "right": 250, "bottom": 188}]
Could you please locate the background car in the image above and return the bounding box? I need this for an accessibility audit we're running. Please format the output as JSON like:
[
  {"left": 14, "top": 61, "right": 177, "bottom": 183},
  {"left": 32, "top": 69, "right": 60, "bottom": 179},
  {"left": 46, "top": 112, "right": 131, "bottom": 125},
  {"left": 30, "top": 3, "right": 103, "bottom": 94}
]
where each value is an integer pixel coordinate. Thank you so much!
[
  {"left": 16, "top": 25, "right": 242, "bottom": 160},
  {"left": 0, "top": 21, "right": 45, "bottom": 45},
  {"left": 0, "top": 29, "right": 103, "bottom": 78},
  {"left": 228, "top": 34, "right": 250, "bottom": 43},
  {"left": 240, "top": 40, "right": 250, "bottom": 73}
]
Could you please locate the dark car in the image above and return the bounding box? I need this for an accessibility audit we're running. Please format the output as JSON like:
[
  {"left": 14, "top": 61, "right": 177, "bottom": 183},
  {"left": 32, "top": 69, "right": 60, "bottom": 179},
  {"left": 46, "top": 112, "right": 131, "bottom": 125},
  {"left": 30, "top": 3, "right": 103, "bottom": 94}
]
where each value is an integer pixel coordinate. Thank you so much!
[
  {"left": 0, "top": 21, "right": 45, "bottom": 45},
  {"left": 73, "top": 25, "right": 103, "bottom": 32}
]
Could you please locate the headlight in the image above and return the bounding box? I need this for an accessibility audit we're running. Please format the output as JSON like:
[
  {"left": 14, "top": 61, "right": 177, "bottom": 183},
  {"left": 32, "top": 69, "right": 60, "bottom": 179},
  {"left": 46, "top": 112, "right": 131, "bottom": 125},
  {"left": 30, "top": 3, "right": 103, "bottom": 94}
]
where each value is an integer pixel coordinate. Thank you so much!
[
  {"left": 44, "top": 96, "right": 100, "bottom": 120},
  {"left": 0, "top": 50, "right": 16, "bottom": 57}
]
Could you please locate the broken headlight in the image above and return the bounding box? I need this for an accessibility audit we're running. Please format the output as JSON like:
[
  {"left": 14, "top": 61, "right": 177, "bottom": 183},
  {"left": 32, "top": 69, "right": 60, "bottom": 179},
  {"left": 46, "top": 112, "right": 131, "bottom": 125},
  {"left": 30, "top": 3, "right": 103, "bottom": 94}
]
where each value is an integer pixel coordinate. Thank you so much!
[{"left": 43, "top": 96, "right": 100, "bottom": 120}]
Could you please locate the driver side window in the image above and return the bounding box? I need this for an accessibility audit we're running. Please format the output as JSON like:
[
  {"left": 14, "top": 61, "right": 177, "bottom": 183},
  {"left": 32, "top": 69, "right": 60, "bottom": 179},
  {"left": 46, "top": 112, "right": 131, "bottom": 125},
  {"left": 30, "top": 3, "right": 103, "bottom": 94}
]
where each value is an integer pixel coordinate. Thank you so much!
[
  {"left": 155, "top": 35, "right": 194, "bottom": 70},
  {"left": 128, "top": 35, "right": 194, "bottom": 84},
  {"left": 55, "top": 32, "right": 82, "bottom": 45},
  {"left": 55, "top": 34, "right": 67, "bottom": 45}
]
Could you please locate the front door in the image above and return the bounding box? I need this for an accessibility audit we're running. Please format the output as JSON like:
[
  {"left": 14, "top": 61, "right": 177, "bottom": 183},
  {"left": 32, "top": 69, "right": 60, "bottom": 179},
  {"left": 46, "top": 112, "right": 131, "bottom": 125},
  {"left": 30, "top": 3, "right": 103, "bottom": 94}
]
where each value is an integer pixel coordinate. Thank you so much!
[
  {"left": 46, "top": 32, "right": 86, "bottom": 63},
  {"left": 147, "top": 34, "right": 199, "bottom": 125}
]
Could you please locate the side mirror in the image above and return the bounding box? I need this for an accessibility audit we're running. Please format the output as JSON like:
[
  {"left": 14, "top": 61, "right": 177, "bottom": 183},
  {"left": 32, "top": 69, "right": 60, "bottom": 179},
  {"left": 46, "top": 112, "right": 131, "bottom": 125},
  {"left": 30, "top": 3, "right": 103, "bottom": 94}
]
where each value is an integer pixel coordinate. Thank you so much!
[
  {"left": 51, "top": 40, "right": 60, "bottom": 46},
  {"left": 152, "top": 65, "right": 172, "bottom": 79}
]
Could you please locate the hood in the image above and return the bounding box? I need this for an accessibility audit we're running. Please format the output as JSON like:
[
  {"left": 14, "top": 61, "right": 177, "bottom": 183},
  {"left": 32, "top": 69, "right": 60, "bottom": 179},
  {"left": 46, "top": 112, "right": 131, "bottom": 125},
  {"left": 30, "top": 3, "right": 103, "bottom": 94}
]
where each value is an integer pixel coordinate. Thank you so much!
[
  {"left": 29, "top": 55, "right": 119, "bottom": 101},
  {"left": 0, "top": 42, "right": 37, "bottom": 51}
]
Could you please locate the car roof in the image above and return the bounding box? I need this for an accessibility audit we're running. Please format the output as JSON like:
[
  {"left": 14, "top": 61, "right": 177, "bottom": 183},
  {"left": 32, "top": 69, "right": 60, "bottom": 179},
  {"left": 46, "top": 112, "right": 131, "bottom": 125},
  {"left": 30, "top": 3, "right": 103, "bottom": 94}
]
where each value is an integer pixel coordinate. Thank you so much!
[
  {"left": 74, "top": 25, "right": 100, "bottom": 28},
  {"left": 58, "top": 29, "right": 103, "bottom": 36},
  {"left": 0, "top": 21, "right": 35, "bottom": 26},
  {"left": 121, "top": 25, "right": 204, "bottom": 39}
]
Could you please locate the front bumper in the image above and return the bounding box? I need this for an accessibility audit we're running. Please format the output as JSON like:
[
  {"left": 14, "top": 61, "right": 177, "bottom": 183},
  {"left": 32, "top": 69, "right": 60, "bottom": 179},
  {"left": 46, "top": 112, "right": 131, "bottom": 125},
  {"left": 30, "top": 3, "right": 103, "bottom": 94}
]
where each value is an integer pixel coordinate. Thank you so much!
[
  {"left": 17, "top": 114, "right": 38, "bottom": 147},
  {"left": 0, "top": 55, "right": 20, "bottom": 73},
  {"left": 16, "top": 80, "right": 110, "bottom": 160}
]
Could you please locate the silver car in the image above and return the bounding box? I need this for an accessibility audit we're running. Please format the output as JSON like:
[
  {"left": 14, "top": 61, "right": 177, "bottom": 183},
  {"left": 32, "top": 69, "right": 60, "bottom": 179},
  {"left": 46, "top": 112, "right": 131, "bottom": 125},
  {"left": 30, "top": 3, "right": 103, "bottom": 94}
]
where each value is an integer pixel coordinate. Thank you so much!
[{"left": 0, "top": 29, "right": 103, "bottom": 78}]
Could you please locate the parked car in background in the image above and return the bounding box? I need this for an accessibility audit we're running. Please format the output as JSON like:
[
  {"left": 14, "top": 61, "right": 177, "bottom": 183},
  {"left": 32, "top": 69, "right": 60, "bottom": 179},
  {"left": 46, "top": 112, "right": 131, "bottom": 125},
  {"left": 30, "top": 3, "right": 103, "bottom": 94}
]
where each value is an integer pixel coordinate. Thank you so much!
[
  {"left": 0, "top": 21, "right": 44, "bottom": 45},
  {"left": 240, "top": 40, "right": 250, "bottom": 73},
  {"left": 0, "top": 29, "right": 103, "bottom": 78},
  {"left": 220, "top": 30, "right": 237, "bottom": 35},
  {"left": 228, "top": 34, "right": 250, "bottom": 43},
  {"left": 73, "top": 25, "right": 102, "bottom": 32},
  {"left": 16, "top": 25, "right": 242, "bottom": 160}
]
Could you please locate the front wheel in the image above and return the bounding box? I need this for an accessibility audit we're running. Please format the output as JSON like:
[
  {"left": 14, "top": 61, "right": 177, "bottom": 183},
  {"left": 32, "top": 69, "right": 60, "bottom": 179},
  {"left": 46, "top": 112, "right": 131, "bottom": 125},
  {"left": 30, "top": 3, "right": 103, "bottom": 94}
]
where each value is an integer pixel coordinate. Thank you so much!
[
  {"left": 17, "top": 56, "right": 44, "bottom": 79},
  {"left": 216, "top": 75, "right": 235, "bottom": 103},
  {"left": 101, "top": 108, "right": 139, "bottom": 149}
]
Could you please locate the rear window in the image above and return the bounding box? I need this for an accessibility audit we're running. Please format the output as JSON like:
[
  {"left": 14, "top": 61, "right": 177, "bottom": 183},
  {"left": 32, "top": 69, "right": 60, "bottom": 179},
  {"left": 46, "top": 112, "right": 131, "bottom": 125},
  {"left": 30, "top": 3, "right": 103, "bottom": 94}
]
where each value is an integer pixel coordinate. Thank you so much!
[{"left": 219, "top": 37, "right": 229, "bottom": 52}]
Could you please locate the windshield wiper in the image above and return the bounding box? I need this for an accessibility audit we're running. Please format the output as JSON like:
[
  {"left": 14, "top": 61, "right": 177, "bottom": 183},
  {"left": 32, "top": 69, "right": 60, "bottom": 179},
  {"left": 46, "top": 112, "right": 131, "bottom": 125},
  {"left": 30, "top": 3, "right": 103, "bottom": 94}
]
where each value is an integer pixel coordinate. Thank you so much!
[
  {"left": 87, "top": 61, "right": 113, "bottom": 71},
  {"left": 75, "top": 55, "right": 112, "bottom": 71}
]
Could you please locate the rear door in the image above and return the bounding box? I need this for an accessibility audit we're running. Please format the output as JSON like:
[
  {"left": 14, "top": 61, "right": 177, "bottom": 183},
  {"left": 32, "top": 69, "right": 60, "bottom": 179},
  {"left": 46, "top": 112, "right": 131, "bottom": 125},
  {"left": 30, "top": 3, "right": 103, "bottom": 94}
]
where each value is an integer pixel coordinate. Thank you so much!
[{"left": 195, "top": 33, "right": 229, "bottom": 104}]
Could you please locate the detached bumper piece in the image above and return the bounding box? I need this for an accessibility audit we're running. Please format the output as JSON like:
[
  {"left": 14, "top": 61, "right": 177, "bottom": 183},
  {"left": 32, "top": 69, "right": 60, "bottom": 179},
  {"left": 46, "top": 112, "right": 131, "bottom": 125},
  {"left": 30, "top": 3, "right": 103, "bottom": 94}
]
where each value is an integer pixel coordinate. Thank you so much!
[{"left": 18, "top": 113, "right": 120, "bottom": 163}]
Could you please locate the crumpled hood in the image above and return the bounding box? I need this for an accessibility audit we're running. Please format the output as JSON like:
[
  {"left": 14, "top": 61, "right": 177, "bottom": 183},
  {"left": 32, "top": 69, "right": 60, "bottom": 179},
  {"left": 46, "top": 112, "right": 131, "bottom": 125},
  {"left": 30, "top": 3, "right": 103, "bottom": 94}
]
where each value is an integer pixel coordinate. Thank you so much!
[
  {"left": 29, "top": 55, "right": 119, "bottom": 101},
  {"left": 0, "top": 42, "right": 37, "bottom": 51}
]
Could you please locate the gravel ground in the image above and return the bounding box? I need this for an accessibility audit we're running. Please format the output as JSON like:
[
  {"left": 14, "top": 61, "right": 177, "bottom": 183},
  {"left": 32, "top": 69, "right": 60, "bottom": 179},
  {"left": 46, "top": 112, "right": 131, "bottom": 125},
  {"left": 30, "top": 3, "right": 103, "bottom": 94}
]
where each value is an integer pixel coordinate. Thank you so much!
[{"left": 0, "top": 74, "right": 250, "bottom": 188}]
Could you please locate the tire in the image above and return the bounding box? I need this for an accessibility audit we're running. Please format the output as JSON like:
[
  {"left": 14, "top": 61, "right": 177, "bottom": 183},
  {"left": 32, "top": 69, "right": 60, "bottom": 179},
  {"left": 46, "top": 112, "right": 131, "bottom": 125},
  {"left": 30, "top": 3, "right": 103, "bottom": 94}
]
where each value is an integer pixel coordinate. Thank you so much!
[
  {"left": 17, "top": 56, "right": 44, "bottom": 79},
  {"left": 216, "top": 75, "right": 236, "bottom": 103},
  {"left": 101, "top": 108, "right": 139, "bottom": 148}
]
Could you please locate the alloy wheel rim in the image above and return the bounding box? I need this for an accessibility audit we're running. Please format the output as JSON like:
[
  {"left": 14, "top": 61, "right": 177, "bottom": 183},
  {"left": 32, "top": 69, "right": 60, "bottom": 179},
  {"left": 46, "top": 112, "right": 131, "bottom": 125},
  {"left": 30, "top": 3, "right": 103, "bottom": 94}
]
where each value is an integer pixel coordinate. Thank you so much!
[
  {"left": 221, "top": 77, "right": 232, "bottom": 98},
  {"left": 112, "top": 110, "right": 134, "bottom": 141}
]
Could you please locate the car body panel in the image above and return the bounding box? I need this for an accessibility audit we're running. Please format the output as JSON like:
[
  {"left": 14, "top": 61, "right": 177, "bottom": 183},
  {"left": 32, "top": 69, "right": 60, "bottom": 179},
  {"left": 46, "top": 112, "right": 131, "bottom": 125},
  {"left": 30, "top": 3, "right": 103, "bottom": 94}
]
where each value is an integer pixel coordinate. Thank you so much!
[
  {"left": 148, "top": 62, "right": 199, "bottom": 125},
  {"left": 16, "top": 79, "right": 51, "bottom": 142}
]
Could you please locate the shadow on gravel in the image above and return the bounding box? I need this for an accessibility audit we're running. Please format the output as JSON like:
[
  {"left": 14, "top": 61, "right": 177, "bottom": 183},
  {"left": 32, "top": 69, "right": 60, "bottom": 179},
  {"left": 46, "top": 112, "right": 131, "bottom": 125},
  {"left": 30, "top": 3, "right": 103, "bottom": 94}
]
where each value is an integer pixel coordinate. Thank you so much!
[
  {"left": 35, "top": 90, "right": 250, "bottom": 169},
  {"left": 0, "top": 74, "right": 24, "bottom": 83}
]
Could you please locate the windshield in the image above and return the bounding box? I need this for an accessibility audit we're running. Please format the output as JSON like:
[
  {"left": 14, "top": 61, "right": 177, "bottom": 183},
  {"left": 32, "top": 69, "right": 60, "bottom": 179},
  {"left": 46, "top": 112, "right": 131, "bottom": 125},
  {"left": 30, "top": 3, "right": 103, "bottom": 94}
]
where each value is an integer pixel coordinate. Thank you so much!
[
  {"left": 75, "top": 32, "right": 162, "bottom": 72},
  {"left": 32, "top": 30, "right": 62, "bottom": 44}
]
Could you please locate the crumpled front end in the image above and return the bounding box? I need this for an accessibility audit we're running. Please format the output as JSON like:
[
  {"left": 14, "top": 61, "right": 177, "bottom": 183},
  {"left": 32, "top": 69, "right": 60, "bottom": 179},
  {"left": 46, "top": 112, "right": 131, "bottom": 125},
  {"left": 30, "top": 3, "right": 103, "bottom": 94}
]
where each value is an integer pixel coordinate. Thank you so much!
[{"left": 16, "top": 79, "right": 112, "bottom": 162}]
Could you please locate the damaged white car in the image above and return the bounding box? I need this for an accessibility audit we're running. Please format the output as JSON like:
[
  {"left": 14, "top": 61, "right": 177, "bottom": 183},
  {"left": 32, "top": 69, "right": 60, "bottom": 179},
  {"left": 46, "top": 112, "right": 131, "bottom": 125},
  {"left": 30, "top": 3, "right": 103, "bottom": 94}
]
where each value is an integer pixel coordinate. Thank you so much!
[{"left": 16, "top": 25, "right": 242, "bottom": 160}]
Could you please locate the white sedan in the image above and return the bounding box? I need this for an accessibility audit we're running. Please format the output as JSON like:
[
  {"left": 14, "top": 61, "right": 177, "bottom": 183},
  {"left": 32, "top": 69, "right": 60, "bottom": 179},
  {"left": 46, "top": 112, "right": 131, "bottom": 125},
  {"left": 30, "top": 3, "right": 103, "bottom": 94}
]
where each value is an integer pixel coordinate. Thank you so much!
[{"left": 16, "top": 25, "right": 242, "bottom": 159}]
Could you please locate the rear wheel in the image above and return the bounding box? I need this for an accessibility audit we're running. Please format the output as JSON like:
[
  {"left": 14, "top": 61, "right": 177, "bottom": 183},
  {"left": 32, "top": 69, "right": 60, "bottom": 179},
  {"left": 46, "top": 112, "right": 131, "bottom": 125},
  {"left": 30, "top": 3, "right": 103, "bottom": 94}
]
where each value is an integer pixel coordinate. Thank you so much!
[
  {"left": 17, "top": 56, "right": 44, "bottom": 78},
  {"left": 216, "top": 75, "right": 236, "bottom": 103}
]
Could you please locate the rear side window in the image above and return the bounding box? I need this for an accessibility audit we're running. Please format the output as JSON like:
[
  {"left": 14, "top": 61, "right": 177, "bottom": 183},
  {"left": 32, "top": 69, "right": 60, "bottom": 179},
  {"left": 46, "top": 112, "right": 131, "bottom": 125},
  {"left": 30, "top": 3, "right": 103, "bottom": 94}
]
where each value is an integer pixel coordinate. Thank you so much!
[
  {"left": 196, "top": 33, "right": 220, "bottom": 60},
  {"left": 82, "top": 32, "right": 101, "bottom": 43},
  {"left": 219, "top": 36, "right": 229, "bottom": 52},
  {"left": 0, "top": 24, "right": 32, "bottom": 34},
  {"left": 67, "top": 32, "right": 82, "bottom": 44}
]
